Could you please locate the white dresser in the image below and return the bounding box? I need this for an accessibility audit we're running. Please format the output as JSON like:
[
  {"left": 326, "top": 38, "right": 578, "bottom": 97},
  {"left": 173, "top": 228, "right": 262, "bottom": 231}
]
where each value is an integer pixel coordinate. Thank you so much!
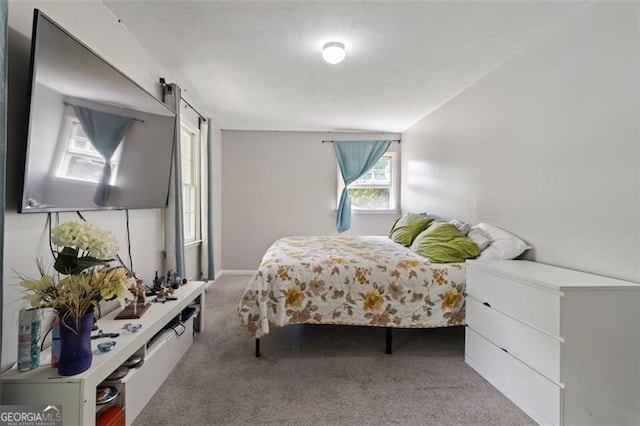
[{"left": 464, "top": 260, "right": 640, "bottom": 425}]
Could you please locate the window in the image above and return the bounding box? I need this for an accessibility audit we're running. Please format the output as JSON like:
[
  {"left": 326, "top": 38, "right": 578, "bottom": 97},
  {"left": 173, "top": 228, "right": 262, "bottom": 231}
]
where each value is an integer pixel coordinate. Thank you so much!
[
  {"left": 181, "top": 123, "right": 200, "bottom": 243},
  {"left": 56, "top": 116, "right": 123, "bottom": 184},
  {"left": 338, "top": 152, "right": 398, "bottom": 212}
]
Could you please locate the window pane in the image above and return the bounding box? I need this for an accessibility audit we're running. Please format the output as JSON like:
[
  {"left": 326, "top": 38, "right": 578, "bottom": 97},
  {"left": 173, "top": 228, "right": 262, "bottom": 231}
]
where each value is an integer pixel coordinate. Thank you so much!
[
  {"left": 182, "top": 183, "right": 196, "bottom": 241},
  {"left": 373, "top": 171, "right": 390, "bottom": 183},
  {"left": 352, "top": 156, "right": 391, "bottom": 186},
  {"left": 182, "top": 164, "right": 193, "bottom": 185},
  {"left": 374, "top": 157, "right": 390, "bottom": 171},
  {"left": 182, "top": 157, "right": 192, "bottom": 185},
  {"left": 69, "top": 137, "right": 94, "bottom": 153},
  {"left": 69, "top": 123, "right": 101, "bottom": 155},
  {"left": 180, "top": 124, "right": 199, "bottom": 242},
  {"left": 58, "top": 119, "right": 124, "bottom": 185},
  {"left": 361, "top": 171, "right": 373, "bottom": 182},
  {"left": 183, "top": 185, "right": 195, "bottom": 211},
  {"left": 183, "top": 212, "right": 193, "bottom": 240},
  {"left": 181, "top": 139, "right": 192, "bottom": 162},
  {"left": 73, "top": 123, "right": 88, "bottom": 140},
  {"left": 348, "top": 188, "right": 390, "bottom": 209},
  {"left": 65, "top": 156, "right": 104, "bottom": 182}
]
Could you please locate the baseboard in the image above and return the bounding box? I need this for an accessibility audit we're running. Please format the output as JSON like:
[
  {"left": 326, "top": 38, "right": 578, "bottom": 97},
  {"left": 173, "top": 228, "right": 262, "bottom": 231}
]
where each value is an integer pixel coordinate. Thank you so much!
[{"left": 220, "top": 270, "right": 256, "bottom": 276}]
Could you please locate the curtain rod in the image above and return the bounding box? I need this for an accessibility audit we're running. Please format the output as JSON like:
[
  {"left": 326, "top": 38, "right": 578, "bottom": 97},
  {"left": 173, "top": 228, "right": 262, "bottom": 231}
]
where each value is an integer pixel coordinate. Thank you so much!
[
  {"left": 63, "top": 101, "right": 145, "bottom": 123},
  {"left": 180, "top": 96, "right": 206, "bottom": 124},
  {"left": 322, "top": 139, "right": 401, "bottom": 144},
  {"left": 159, "top": 78, "right": 206, "bottom": 123}
]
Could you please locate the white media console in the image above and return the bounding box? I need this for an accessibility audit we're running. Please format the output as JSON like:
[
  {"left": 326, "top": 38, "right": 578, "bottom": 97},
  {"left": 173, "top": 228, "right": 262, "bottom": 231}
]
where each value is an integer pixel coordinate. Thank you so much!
[{"left": 0, "top": 280, "right": 206, "bottom": 426}]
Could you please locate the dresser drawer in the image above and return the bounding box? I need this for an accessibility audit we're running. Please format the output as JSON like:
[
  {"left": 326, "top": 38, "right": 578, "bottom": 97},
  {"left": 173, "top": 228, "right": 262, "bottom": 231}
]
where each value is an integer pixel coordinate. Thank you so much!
[
  {"left": 465, "top": 328, "right": 561, "bottom": 426},
  {"left": 466, "top": 264, "right": 561, "bottom": 337},
  {"left": 466, "top": 296, "right": 562, "bottom": 384}
]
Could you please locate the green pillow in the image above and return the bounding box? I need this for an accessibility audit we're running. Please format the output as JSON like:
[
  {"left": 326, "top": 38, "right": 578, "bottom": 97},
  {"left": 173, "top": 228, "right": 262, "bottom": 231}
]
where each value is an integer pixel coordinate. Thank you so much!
[
  {"left": 410, "top": 222, "right": 480, "bottom": 263},
  {"left": 389, "top": 213, "right": 434, "bottom": 246}
]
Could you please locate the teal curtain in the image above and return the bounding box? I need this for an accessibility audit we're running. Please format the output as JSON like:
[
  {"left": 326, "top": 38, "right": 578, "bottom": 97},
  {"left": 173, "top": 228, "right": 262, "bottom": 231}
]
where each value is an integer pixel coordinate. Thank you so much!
[
  {"left": 334, "top": 140, "right": 391, "bottom": 233},
  {"left": 73, "top": 106, "right": 133, "bottom": 206},
  {"left": 205, "top": 118, "right": 215, "bottom": 280},
  {"left": 170, "top": 84, "right": 186, "bottom": 278}
]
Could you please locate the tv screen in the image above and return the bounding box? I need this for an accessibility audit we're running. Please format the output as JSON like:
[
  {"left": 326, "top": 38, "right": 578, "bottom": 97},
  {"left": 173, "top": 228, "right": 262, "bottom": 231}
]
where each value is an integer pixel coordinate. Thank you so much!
[{"left": 19, "top": 10, "right": 177, "bottom": 213}]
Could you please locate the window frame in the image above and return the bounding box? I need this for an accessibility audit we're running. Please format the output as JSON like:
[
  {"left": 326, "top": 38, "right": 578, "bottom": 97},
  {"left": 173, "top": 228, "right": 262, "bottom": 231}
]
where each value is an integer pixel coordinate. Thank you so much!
[
  {"left": 337, "top": 151, "right": 399, "bottom": 214},
  {"left": 180, "top": 121, "right": 201, "bottom": 245},
  {"left": 54, "top": 111, "right": 124, "bottom": 185}
]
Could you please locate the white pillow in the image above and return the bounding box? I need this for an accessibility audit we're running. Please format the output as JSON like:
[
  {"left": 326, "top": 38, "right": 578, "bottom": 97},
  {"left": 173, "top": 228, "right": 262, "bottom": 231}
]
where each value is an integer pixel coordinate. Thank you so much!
[
  {"left": 448, "top": 219, "right": 470, "bottom": 236},
  {"left": 475, "top": 223, "right": 531, "bottom": 260},
  {"left": 467, "top": 226, "right": 491, "bottom": 251}
]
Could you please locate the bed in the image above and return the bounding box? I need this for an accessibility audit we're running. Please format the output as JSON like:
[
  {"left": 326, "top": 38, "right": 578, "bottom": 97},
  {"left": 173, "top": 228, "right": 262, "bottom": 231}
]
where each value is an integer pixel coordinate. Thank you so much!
[{"left": 238, "top": 235, "right": 467, "bottom": 356}]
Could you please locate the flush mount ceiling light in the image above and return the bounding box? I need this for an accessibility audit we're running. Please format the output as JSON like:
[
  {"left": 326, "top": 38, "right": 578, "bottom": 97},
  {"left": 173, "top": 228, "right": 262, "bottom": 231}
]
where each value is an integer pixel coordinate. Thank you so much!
[{"left": 322, "top": 41, "right": 346, "bottom": 64}]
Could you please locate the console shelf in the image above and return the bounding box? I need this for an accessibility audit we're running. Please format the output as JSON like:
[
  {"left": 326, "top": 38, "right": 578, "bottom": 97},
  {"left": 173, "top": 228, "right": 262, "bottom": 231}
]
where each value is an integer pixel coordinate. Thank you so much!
[{"left": 0, "top": 280, "right": 206, "bottom": 426}]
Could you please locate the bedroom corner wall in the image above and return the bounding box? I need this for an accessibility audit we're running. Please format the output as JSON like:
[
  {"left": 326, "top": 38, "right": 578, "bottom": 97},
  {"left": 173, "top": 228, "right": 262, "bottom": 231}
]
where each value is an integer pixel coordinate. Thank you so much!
[
  {"left": 401, "top": 2, "right": 640, "bottom": 281},
  {"left": 2, "top": 1, "right": 217, "bottom": 371},
  {"left": 221, "top": 130, "right": 400, "bottom": 271}
]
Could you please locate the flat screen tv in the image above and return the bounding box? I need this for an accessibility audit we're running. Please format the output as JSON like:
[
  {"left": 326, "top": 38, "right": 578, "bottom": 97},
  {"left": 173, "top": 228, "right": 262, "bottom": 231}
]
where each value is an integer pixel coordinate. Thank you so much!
[{"left": 19, "top": 9, "right": 177, "bottom": 213}]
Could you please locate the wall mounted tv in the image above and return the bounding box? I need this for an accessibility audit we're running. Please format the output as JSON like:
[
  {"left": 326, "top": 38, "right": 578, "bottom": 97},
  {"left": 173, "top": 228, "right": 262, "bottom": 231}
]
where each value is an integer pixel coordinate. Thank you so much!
[{"left": 19, "top": 9, "right": 177, "bottom": 213}]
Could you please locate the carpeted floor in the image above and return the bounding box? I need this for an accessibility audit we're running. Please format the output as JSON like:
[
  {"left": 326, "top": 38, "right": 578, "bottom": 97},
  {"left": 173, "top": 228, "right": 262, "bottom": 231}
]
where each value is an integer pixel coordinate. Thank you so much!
[{"left": 132, "top": 275, "right": 535, "bottom": 426}]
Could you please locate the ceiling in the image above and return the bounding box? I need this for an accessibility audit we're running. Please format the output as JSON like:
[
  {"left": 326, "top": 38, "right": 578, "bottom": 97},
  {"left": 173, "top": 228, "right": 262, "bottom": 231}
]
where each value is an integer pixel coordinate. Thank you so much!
[{"left": 103, "top": 1, "right": 587, "bottom": 133}]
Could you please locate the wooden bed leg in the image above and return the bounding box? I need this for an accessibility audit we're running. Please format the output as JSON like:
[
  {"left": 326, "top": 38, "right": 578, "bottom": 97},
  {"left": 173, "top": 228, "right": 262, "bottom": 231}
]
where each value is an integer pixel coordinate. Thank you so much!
[{"left": 385, "top": 328, "right": 393, "bottom": 355}]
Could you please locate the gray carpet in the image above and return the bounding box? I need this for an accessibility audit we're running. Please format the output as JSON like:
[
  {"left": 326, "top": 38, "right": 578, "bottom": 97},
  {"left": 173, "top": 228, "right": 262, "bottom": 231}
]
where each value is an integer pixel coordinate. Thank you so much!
[{"left": 133, "top": 275, "right": 535, "bottom": 426}]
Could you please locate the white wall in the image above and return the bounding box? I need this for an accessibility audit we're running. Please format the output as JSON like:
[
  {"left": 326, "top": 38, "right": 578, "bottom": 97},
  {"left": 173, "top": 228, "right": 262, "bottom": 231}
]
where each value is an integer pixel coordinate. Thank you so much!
[
  {"left": 221, "top": 131, "right": 400, "bottom": 270},
  {"left": 402, "top": 2, "right": 639, "bottom": 282},
  {"left": 3, "top": 1, "right": 220, "bottom": 370}
]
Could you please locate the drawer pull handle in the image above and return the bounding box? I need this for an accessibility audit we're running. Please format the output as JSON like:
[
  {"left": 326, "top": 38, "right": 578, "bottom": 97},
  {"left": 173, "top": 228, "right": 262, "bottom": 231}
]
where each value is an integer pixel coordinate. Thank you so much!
[{"left": 482, "top": 302, "right": 491, "bottom": 308}]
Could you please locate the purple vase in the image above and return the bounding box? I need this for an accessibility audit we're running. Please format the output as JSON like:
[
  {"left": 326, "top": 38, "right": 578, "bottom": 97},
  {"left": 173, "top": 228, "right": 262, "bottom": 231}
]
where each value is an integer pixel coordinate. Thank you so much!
[{"left": 58, "top": 312, "right": 93, "bottom": 376}]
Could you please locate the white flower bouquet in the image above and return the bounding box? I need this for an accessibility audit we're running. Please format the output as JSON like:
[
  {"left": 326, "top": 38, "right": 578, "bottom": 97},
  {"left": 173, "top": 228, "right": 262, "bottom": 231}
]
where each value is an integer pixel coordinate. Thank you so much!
[{"left": 19, "top": 220, "right": 133, "bottom": 321}]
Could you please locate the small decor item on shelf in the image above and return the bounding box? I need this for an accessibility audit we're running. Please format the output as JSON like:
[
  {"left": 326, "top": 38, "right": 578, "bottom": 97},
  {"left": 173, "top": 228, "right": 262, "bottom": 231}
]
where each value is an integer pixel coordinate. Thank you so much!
[
  {"left": 91, "top": 329, "right": 120, "bottom": 340},
  {"left": 18, "top": 220, "right": 133, "bottom": 376},
  {"left": 155, "top": 286, "right": 175, "bottom": 302},
  {"left": 96, "top": 406, "right": 125, "bottom": 426},
  {"left": 59, "top": 312, "right": 94, "bottom": 375},
  {"left": 51, "top": 313, "right": 61, "bottom": 368},
  {"left": 122, "top": 323, "right": 142, "bottom": 334},
  {"left": 17, "top": 308, "right": 42, "bottom": 371},
  {"left": 114, "top": 274, "right": 150, "bottom": 320},
  {"left": 123, "top": 354, "right": 144, "bottom": 369},
  {"left": 97, "top": 341, "right": 116, "bottom": 353},
  {"left": 153, "top": 270, "right": 186, "bottom": 291},
  {"left": 106, "top": 366, "right": 129, "bottom": 381},
  {"left": 96, "top": 385, "right": 119, "bottom": 405}
]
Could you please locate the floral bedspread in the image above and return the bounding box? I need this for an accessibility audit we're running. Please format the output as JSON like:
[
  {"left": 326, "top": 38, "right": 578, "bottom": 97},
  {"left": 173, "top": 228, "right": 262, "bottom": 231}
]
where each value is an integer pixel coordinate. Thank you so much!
[{"left": 238, "top": 236, "right": 466, "bottom": 338}]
